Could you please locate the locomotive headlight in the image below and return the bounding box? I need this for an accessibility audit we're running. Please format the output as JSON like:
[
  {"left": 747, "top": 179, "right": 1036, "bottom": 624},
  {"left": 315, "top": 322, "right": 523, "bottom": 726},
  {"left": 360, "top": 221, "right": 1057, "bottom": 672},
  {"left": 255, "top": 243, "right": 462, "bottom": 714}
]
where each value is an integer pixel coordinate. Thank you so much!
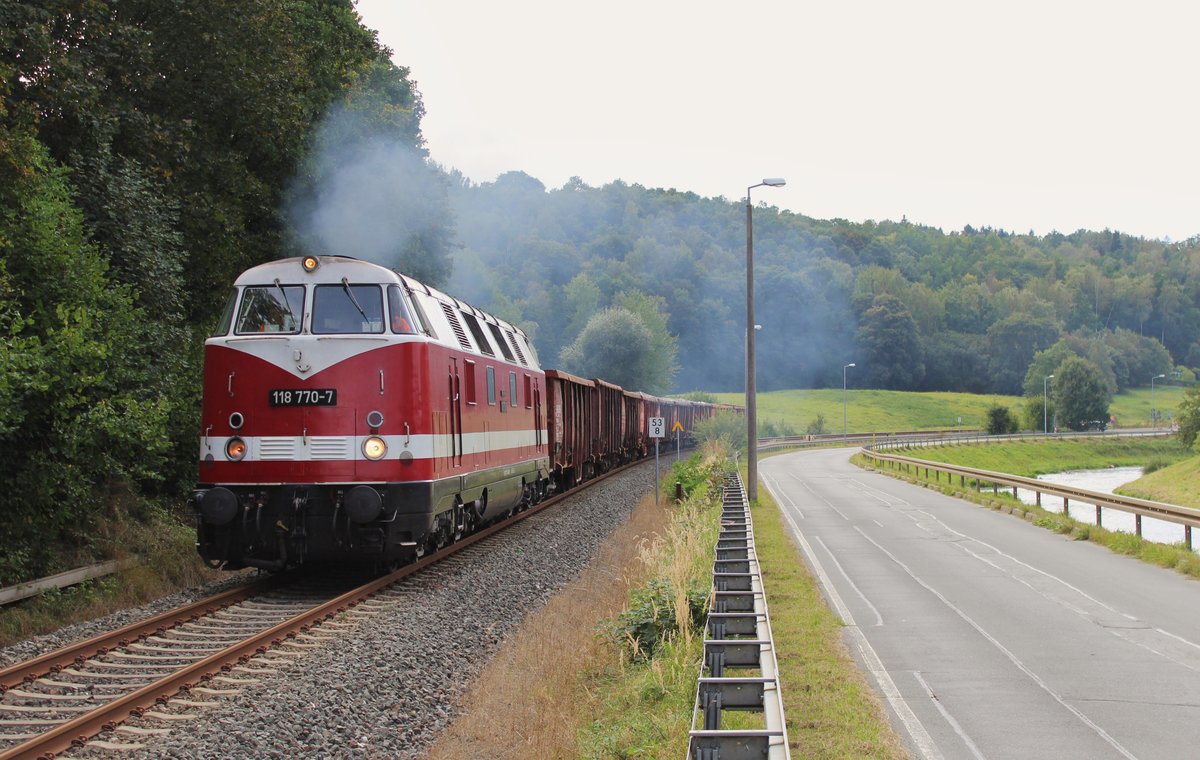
[
  {"left": 302, "top": 256, "right": 320, "bottom": 272},
  {"left": 225, "top": 437, "right": 247, "bottom": 461},
  {"left": 362, "top": 436, "right": 387, "bottom": 460}
]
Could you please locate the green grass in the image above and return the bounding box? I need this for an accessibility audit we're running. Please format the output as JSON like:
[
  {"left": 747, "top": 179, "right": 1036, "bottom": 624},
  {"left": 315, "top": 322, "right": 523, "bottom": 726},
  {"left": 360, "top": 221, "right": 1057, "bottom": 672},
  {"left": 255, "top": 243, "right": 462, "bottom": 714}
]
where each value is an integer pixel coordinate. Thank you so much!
[
  {"left": 888, "top": 436, "right": 1191, "bottom": 478},
  {"left": 1117, "top": 455, "right": 1200, "bottom": 509},
  {"left": 710, "top": 388, "right": 1022, "bottom": 434},
  {"left": 578, "top": 447, "right": 905, "bottom": 758},
  {"left": 703, "top": 385, "right": 1191, "bottom": 435},
  {"left": 578, "top": 449, "right": 724, "bottom": 758},
  {"left": 1109, "top": 385, "right": 1186, "bottom": 428},
  {"left": 0, "top": 510, "right": 223, "bottom": 648},
  {"left": 855, "top": 440, "right": 1200, "bottom": 579}
]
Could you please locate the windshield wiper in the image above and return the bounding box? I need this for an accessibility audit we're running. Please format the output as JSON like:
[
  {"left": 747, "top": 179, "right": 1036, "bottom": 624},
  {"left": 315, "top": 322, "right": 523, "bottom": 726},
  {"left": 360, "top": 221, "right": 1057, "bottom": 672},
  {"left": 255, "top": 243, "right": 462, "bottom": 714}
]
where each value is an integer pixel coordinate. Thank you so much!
[
  {"left": 341, "top": 278, "right": 371, "bottom": 323},
  {"left": 273, "top": 278, "right": 297, "bottom": 326}
]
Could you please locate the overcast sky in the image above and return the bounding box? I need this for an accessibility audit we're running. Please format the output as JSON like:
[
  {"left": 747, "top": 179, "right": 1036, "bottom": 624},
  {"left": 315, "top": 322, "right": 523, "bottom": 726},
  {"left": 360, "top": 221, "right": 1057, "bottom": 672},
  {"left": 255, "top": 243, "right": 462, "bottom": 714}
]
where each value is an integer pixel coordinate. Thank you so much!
[{"left": 357, "top": 1, "right": 1199, "bottom": 242}]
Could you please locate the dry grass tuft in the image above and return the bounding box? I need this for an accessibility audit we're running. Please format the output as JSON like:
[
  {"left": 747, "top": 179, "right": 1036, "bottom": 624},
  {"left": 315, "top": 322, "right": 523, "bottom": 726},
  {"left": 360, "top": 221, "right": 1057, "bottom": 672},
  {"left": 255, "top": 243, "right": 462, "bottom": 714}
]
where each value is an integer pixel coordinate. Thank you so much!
[{"left": 426, "top": 491, "right": 674, "bottom": 760}]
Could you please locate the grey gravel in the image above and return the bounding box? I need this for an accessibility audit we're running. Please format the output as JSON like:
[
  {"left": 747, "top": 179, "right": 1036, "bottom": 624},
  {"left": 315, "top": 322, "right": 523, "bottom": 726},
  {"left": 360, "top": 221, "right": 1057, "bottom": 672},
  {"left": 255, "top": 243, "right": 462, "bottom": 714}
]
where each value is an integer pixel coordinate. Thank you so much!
[
  {"left": 0, "top": 573, "right": 256, "bottom": 670},
  {"left": 49, "top": 465, "right": 653, "bottom": 759}
]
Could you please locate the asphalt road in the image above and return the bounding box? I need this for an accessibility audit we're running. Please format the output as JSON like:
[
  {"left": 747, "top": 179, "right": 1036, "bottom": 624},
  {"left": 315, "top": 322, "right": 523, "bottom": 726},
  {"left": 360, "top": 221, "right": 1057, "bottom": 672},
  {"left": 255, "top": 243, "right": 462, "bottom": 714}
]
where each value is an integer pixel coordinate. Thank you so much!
[{"left": 761, "top": 447, "right": 1200, "bottom": 760}]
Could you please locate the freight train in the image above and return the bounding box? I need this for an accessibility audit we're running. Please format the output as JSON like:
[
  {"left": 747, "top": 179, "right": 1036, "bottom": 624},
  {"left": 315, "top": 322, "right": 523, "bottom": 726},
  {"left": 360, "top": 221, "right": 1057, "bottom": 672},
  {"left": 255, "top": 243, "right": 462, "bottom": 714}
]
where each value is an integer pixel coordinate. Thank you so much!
[{"left": 192, "top": 256, "right": 734, "bottom": 570}]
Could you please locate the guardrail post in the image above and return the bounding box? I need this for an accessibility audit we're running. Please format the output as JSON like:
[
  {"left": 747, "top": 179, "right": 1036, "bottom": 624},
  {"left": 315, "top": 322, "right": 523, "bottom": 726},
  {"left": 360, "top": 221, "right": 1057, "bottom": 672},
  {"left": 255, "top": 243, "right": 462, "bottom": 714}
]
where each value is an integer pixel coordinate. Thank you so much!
[
  {"left": 1095, "top": 504, "right": 1102, "bottom": 527},
  {"left": 1186, "top": 525, "right": 1193, "bottom": 550},
  {"left": 1135, "top": 514, "right": 1142, "bottom": 537},
  {"left": 1036, "top": 491, "right": 1041, "bottom": 507}
]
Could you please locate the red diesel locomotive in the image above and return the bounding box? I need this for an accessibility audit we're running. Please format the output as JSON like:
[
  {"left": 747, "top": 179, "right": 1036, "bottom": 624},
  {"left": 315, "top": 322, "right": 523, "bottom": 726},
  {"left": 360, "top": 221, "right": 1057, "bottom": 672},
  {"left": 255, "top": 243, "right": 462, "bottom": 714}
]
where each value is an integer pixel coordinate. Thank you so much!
[{"left": 193, "top": 256, "right": 731, "bottom": 570}]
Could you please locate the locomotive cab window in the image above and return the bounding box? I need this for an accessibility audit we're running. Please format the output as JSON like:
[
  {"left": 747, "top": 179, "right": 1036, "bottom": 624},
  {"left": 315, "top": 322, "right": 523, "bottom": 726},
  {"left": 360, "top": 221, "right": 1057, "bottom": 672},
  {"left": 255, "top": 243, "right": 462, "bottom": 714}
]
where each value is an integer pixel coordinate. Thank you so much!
[
  {"left": 213, "top": 288, "right": 237, "bottom": 336},
  {"left": 487, "top": 366, "right": 496, "bottom": 405},
  {"left": 313, "top": 282, "right": 384, "bottom": 334},
  {"left": 235, "top": 284, "right": 304, "bottom": 334},
  {"left": 387, "top": 286, "right": 417, "bottom": 334},
  {"left": 510, "top": 371, "right": 518, "bottom": 409}
]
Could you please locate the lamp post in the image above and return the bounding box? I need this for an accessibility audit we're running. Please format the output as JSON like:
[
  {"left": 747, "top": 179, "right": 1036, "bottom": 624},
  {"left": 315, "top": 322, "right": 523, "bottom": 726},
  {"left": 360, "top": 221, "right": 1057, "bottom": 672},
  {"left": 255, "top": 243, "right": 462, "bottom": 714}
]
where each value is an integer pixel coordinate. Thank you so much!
[
  {"left": 746, "top": 177, "right": 785, "bottom": 502},
  {"left": 1043, "top": 374, "right": 1054, "bottom": 434},
  {"left": 1152, "top": 373, "right": 1166, "bottom": 428},
  {"left": 843, "top": 363, "right": 856, "bottom": 438}
]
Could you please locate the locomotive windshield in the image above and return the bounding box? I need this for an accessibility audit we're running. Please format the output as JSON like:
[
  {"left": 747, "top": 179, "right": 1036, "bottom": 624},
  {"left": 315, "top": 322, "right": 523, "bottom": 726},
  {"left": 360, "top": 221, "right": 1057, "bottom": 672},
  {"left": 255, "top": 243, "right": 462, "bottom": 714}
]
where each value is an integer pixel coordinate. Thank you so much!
[
  {"left": 234, "top": 284, "right": 304, "bottom": 334},
  {"left": 313, "top": 283, "right": 384, "bottom": 334}
]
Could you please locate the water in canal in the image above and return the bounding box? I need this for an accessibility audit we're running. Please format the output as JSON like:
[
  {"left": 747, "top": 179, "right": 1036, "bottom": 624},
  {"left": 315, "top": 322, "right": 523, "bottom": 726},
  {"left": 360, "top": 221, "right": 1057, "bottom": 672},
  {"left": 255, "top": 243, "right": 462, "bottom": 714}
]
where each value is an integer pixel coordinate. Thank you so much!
[{"left": 1014, "top": 467, "right": 1193, "bottom": 548}]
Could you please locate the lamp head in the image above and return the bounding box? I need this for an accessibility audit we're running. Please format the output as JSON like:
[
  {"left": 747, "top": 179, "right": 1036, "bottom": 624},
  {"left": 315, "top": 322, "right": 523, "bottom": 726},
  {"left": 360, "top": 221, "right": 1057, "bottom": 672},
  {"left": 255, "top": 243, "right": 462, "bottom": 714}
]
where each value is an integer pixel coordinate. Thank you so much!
[{"left": 762, "top": 177, "right": 786, "bottom": 187}]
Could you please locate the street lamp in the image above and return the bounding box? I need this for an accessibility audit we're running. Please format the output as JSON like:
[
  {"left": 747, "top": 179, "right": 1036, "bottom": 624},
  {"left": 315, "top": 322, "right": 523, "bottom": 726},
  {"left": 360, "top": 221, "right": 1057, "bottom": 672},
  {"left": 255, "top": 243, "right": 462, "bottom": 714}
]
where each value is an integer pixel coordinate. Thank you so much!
[
  {"left": 843, "top": 363, "right": 856, "bottom": 438},
  {"left": 746, "top": 177, "right": 785, "bottom": 502},
  {"left": 1043, "top": 374, "right": 1054, "bottom": 434},
  {"left": 1151, "top": 373, "right": 1166, "bottom": 428}
]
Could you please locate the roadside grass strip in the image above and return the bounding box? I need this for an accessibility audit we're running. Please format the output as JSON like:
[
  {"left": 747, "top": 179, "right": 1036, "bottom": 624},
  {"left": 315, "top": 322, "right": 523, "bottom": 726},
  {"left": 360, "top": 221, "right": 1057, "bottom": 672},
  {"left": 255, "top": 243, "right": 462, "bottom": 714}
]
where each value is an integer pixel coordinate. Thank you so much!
[{"left": 853, "top": 440, "right": 1200, "bottom": 579}]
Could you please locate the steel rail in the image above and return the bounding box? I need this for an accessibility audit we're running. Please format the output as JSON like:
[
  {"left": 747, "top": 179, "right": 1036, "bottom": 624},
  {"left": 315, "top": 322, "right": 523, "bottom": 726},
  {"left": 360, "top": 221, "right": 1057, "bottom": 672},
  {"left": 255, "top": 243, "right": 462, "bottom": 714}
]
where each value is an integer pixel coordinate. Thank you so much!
[
  {"left": 0, "top": 456, "right": 654, "bottom": 758},
  {"left": 0, "top": 575, "right": 280, "bottom": 694}
]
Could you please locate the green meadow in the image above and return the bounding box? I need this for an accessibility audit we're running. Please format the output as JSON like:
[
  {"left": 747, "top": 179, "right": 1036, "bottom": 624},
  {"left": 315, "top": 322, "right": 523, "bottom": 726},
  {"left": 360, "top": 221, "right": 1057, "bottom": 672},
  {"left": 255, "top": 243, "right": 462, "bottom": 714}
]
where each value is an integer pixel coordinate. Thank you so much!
[{"left": 708, "top": 386, "right": 1188, "bottom": 434}]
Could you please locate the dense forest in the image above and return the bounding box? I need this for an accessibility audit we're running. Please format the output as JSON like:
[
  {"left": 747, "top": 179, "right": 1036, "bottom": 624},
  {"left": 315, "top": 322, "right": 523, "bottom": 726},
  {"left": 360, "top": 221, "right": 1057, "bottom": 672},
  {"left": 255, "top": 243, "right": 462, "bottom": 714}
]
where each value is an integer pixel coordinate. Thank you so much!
[
  {"left": 1, "top": 1, "right": 1196, "bottom": 582},
  {"left": 445, "top": 174, "right": 1189, "bottom": 398}
]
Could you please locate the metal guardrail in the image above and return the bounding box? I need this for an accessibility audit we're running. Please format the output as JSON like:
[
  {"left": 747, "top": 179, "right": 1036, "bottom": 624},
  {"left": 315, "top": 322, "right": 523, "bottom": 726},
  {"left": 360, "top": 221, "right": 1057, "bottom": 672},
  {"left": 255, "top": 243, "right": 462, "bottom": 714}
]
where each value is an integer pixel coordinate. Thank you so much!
[
  {"left": 871, "top": 428, "right": 1164, "bottom": 451},
  {"left": 0, "top": 560, "right": 137, "bottom": 607},
  {"left": 688, "top": 472, "right": 790, "bottom": 760},
  {"left": 861, "top": 435, "right": 1199, "bottom": 550}
]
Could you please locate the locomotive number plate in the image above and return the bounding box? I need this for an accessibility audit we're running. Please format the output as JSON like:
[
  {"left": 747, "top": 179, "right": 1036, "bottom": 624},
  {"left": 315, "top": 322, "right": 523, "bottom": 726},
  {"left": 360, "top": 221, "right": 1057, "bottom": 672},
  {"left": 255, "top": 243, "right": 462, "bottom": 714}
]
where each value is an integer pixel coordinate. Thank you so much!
[{"left": 268, "top": 389, "right": 337, "bottom": 406}]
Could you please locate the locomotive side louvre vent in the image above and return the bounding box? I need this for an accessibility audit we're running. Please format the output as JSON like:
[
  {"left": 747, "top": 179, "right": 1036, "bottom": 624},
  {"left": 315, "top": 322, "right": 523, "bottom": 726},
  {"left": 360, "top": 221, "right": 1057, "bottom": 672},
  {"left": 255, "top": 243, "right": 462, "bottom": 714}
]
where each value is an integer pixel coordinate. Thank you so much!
[
  {"left": 505, "top": 329, "right": 528, "bottom": 366},
  {"left": 439, "top": 302, "right": 473, "bottom": 351}
]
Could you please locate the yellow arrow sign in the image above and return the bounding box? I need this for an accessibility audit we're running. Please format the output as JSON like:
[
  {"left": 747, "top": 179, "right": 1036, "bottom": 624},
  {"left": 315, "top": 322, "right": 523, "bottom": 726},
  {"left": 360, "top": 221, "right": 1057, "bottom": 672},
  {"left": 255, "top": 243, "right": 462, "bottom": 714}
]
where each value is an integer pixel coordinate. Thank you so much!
[{"left": 672, "top": 420, "right": 684, "bottom": 433}]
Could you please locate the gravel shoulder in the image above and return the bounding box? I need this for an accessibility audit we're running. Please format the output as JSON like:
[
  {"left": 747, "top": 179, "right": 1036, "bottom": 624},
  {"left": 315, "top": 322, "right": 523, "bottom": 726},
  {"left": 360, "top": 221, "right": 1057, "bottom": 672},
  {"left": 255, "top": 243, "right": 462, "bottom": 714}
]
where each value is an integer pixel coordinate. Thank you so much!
[{"left": 38, "top": 466, "right": 655, "bottom": 759}]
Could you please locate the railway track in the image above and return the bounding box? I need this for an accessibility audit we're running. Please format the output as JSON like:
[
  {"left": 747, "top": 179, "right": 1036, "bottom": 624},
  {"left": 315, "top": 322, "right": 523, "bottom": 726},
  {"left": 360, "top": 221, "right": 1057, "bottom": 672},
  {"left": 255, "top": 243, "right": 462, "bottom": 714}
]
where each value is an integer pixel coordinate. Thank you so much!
[{"left": 0, "top": 460, "right": 648, "bottom": 758}]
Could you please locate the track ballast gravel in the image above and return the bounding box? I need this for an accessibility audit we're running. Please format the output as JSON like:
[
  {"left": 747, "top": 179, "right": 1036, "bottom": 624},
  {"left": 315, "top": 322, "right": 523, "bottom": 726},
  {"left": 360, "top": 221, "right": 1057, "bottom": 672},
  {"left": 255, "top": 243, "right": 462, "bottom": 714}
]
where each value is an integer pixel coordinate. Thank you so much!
[{"left": 51, "top": 465, "right": 653, "bottom": 759}]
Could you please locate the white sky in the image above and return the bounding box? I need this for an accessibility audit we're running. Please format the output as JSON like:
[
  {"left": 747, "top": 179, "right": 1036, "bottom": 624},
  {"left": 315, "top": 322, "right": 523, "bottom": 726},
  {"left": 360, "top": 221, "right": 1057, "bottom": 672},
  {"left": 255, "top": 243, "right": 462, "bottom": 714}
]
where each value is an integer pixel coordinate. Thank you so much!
[{"left": 357, "top": 0, "right": 1199, "bottom": 242}]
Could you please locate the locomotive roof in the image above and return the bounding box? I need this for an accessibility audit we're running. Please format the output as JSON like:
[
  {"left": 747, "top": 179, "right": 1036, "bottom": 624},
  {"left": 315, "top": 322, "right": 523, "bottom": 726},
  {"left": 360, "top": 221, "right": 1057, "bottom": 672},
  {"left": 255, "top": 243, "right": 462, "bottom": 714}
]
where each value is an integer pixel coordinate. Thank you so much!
[{"left": 236, "top": 256, "right": 533, "bottom": 344}]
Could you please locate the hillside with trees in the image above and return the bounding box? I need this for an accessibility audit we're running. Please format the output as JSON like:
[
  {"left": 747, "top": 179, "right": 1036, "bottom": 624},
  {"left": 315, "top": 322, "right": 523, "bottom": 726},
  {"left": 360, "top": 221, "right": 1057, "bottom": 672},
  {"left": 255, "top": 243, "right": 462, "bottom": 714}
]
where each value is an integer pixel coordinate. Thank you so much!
[
  {"left": 446, "top": 174, "right": 1193, "bottom": 401},
  {"left": 2, "top": 3, "right": 1197, "bottom": 583}
]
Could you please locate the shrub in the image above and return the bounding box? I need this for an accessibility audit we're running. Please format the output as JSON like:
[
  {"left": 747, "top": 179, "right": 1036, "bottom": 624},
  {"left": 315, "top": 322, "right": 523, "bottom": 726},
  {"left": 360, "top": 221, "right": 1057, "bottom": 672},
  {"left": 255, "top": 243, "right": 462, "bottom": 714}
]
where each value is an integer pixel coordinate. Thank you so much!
[
  {"left": 1142, "top": 456, "right": 1169, "bottom": 475},
  {"left": 606, "top": 577, "right": 708, "bottom": 661},
  {"left": 985, "top": 404, "right": 1019, "bottom": 435}
]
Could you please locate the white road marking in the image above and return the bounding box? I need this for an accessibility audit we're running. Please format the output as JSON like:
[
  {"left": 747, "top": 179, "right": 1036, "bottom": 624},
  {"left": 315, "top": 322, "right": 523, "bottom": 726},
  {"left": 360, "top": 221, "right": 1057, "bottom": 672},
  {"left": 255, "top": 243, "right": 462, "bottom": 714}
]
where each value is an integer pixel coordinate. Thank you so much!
[
  {"left": 912, "top": 671, "right": 988, "bottom": 760},
  {"left": 761, "top": 474, "right": 942, "bottom": 760},
  {"left": 854, "top": 525, "right": 1140, "bottom": 760},
  {"left": 814, "top": 535, "right": 883, "bottom": 627}
]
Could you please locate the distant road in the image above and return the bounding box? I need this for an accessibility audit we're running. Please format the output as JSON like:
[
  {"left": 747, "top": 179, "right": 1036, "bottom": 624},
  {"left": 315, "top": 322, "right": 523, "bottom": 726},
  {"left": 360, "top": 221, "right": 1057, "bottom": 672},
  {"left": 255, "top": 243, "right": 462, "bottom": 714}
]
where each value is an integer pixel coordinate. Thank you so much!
[{"left": 763, "top": 448, "right": 1200, "bottom": 760}]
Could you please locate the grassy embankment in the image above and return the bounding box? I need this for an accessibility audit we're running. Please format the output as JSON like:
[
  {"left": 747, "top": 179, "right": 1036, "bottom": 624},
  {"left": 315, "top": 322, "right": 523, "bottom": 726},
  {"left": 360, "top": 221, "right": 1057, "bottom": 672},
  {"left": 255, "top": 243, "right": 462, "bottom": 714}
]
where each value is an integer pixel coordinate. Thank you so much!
[
  {"left": 429, "top": 445, "right": 904, "bottom": 759},
  {"left": 707, "top": 386, "right": 1187, "bottom": 434},
  {"left": 0, "top": 508, "right": 224, "bottom": 649},
  {"left": 855, "top": 436, "right": 1200, "bottom": 578}
]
